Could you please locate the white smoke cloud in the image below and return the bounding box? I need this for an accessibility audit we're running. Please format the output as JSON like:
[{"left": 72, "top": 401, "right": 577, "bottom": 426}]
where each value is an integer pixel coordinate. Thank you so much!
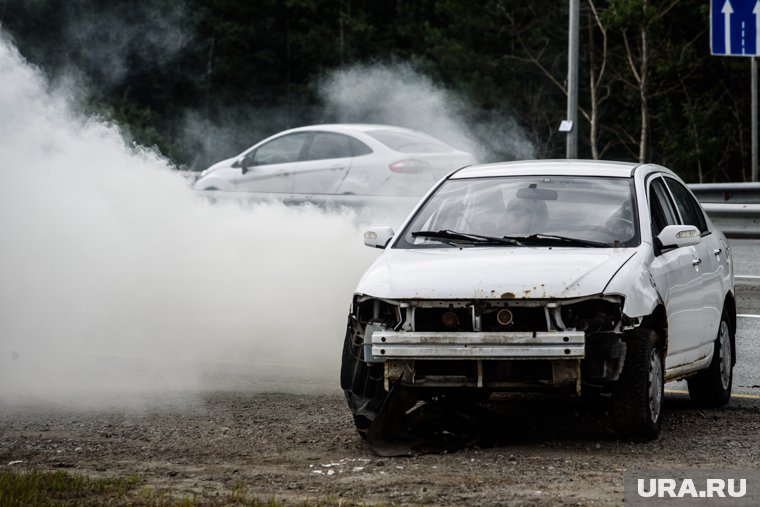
[
  {"left": 319, "top": 63, "right": 536, "bottom": 162},
  {"left": 0, "top": 35, "right": 379, "bottom": 408},
  {"left": 183, "top": 63, "right": 535, "bottom": 172}
]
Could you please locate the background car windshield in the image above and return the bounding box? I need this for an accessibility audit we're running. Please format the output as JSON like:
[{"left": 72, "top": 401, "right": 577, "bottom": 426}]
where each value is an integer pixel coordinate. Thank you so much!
[
  {"left": 397, "top": 176, "right": 639, "bottom": 248},
  {"left": 366, "top": 130, "right": 452, "bottom": 153}
]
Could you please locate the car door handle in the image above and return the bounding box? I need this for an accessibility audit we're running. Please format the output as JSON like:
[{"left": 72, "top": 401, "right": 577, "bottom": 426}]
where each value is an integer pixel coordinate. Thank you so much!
[
  {"left": 692, "top": 258, "right": 702, "bottom": 266},
  {"left": 276, "top": 171, "right": 288, "bottom": 177},
  {"left": 713, "top": 248, "right": 722, "bottom": 257}
]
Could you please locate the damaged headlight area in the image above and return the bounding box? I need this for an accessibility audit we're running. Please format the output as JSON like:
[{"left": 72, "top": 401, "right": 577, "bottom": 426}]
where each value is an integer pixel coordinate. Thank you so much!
[{"left": 341, "top": 294, "right": 632, "bottom": 413}]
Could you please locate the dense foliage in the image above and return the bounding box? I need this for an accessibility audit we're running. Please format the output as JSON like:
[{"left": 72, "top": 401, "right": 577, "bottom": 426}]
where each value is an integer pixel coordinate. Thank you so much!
[{"left": 0, "top": 0, "right": 753, "bottom": 181}]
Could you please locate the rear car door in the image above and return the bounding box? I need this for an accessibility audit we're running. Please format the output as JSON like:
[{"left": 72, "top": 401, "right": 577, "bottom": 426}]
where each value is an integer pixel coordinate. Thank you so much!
[
  {"left": 235, "top": 133, "right": 309, "bottom": 193},
  {"left": 647, "top": 176, "right": 707, "bottom": 371},
  {"left": 663, "top": 177, "right": 723, "bottom": 349},
  {"left": 292, "top": 132, "right": 355, "bottom": 194}
]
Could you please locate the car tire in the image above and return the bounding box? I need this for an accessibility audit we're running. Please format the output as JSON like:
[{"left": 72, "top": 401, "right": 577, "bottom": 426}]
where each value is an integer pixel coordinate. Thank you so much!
[
  {"left": 339, "top": 320, "right": 387, "bottom": 437},
  {"left": 611, "top": 328, "right": 663, "bottom": 441},
  {"left": 687, "top": 310, "right": 733, "bottom": 408}
]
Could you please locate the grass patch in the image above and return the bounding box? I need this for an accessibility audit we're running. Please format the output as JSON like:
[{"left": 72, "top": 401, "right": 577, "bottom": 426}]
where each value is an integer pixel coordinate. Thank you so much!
[
  {"left": 0, "top": 468, "right": 140, "bottom": 506},
  {"left": 0, "top": 469, "right": 377, "bottom": 506}
]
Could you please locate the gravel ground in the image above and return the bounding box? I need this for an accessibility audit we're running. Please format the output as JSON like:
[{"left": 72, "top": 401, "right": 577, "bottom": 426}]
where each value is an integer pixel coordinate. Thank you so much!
[{"left": 1, "top": 390, "right": 759, "bottom": 506}]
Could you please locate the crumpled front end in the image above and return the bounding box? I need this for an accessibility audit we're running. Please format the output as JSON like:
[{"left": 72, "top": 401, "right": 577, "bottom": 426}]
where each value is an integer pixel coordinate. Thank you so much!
[{"left": 341, "top": 293, "right": 633, "bottom": 401}]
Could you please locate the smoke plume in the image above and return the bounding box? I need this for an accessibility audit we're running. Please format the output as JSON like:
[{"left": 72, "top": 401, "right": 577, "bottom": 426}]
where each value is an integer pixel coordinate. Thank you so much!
[
  {"left": 318, "top": 63, "right": 536, "bottom": 163},
  {"left": 0, "top": 35, "right": 378, "bottom": 408}
]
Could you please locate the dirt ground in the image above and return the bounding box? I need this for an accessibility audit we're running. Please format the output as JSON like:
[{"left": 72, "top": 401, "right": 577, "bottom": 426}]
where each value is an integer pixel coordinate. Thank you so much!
[{"left": 1, "top": 389, "right": 759, "bottom": 506}]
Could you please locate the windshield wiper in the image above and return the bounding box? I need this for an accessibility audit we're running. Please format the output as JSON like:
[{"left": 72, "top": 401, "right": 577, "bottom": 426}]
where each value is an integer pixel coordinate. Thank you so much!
[
  {"left": 506, "top": 233, "right": 610, "bottom": 248},
  {"left": 412, "top": 230, "right": 522, "bottom": 246}
]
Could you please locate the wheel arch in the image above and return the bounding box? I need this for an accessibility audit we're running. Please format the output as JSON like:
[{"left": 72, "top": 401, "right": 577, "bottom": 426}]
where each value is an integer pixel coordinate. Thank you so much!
[
  {"left": 723, "top": 291, "right": 737, "bottom": 366},
  {"left": 193, "top": 176, "right": 234, "bottom": 192},
  {"left": 639, "top": 304, "right": 668, "bottom": 362}
]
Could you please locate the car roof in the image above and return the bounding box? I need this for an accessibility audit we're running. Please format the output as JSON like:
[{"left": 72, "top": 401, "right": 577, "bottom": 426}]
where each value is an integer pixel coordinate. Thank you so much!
[
  {"left": 284, "top": 123, "right": 430, "bottom": 135},
  {"left": 451, "top": 159, "right": 642, "bottom": 179}
]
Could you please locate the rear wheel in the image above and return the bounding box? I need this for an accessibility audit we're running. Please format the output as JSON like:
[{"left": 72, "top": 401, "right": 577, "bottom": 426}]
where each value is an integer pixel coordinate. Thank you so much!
[
  {"left": 611, "top": 328, "right": 663, "bottom": 440},
  {"left": 687, "top": 310, "right": 733, "bottom": 408}
]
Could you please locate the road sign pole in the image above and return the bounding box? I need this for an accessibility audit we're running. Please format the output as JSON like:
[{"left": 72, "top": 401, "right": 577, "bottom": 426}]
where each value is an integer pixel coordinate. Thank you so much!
[
  {"left": 711, "top": 1, "right": 760, "bottom": 180},
  {"left": 566, "top": 0, "right": 579, "bottom": 159},
  {"left": 753, "top": 57, "right": 758, "bottom": 182}
]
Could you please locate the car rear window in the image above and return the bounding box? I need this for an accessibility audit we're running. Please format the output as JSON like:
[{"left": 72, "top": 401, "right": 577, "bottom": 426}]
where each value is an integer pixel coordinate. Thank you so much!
[{"left": 365, "top": 130, "right": 452, "bottom": 153}]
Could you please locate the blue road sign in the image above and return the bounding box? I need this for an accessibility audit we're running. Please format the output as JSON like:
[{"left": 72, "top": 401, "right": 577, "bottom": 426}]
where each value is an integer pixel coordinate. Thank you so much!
[{"left": 712, "top": 0, "right": 760, "bottom": 56}]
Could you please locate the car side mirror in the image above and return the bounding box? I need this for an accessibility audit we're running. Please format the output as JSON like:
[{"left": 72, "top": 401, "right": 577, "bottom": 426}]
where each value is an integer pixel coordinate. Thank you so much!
[
  {"left": 364, "top": 227, "right": 394, "bottom": 249},
  {"left": 657, "top": 225, "right": 701, "bottom": 249},
  {"left": 239, "top": 155, "right": 250, "bottom": 175}
]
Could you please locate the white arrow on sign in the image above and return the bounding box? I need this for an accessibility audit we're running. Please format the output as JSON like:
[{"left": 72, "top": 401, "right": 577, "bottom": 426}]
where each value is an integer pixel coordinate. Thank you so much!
[
  {"left": 723, "top": 0, "right": 734, "bottom": 54},
  {"left": 755, "top": 0, "right": 760, "bottom": 54}
]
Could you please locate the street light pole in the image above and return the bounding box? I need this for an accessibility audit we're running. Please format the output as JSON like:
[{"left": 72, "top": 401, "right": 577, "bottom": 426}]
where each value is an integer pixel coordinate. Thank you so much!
[{"left": 566, "top": 0, "right": 580, "bottom": 159}]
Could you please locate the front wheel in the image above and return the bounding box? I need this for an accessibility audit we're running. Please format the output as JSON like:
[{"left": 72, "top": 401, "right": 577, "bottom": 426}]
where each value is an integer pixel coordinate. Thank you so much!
[
  {"left": 687, "top": 310, "right": 733, "bottom": 408},
  {"left": 611, "top": 328, "right": 664, "bottom": 441},
  {"left": 340, "top": 321, "right": 387, "bottom": 438}
]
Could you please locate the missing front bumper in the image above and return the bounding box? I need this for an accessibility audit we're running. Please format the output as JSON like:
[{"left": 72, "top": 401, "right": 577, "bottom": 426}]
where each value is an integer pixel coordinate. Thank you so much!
[
  {"left": 371, "top": 330, "right": 585, "bottom": 360},
  {"left": 372, "top": 330, "right": 586, "bottom": 395}
]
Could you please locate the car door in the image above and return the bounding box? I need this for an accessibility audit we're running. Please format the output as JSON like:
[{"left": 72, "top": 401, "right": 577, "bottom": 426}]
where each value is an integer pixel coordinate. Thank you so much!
[
  {"left": 234, "top": 133, "right": 309, "bottom": 193},
  {"left": 292, "top": 132, "right": 354, "bottom": 194},
  {"left": 647, "top": 176, "right": 707, "bottom": 371},
  {"left": 663, "top": 177, "right": 723, "bottom": 350}
]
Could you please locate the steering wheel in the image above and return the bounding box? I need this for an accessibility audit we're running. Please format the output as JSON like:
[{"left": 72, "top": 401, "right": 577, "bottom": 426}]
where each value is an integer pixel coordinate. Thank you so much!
[
  {"left": 606, "top": 217, "right": 635, "bottom": 240},
  {"left": 564, "top": 225, "right": 620, "bottom": 243}
]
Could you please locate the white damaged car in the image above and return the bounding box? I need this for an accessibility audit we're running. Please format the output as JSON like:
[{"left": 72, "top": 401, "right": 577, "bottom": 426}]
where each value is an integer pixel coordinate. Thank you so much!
[{"left": 341, "top": 160, "right": 735, "bottom": 441}]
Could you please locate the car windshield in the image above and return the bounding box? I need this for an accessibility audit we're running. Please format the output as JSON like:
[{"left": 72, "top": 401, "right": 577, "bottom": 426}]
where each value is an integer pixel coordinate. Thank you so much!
[
  {"left": 365, "top": 130, "right": 453, "bottom": 153},
  {"left": 396, "top": 176, "right": 639, "bottom": 249}
]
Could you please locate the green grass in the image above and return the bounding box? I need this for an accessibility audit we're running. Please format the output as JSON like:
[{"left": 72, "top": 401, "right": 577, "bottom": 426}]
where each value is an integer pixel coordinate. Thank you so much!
[
  {"left": 0, "top": 468, "right": 140, "bottom": 506},
  {"left": 0, "top": 468, "right": 379, "bottom": 506}
]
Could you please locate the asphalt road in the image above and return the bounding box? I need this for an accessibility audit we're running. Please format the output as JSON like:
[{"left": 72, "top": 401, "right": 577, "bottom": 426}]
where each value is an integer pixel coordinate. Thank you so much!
[
  {"left": 666, "top": 239, "right": 760, "bottom": 401},
  {"left": 730, "top": 239, "right": 760, "bottom": 399},
  {"left": 728, "top": 239, "right": 760, "bottom": 397}
]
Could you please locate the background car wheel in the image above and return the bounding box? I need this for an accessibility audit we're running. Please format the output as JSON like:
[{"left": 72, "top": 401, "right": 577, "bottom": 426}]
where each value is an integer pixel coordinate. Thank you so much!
[
  {"left": 687, "top": 309, "right": 733, "bottom": 408},
  {"left": 611, "top": 328, "right": 663, "bottom": 441}
]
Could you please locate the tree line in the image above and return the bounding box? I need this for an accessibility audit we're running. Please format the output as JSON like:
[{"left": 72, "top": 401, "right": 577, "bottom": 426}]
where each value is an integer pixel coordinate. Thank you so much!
[{"left": 0, "top": 0, "right": 753, "bottom": 182}]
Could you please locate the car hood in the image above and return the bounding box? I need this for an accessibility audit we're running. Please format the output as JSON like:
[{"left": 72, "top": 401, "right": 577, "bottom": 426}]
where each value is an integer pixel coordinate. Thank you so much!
[
  {"left": 203, "top": 156, "right": 237, "bottom": 174},
  {"left": 193, "top": 157, "right": 239, "bottom": 190},
  {"left": 356, "top": 247, "right": 638, "bottom": 300}
]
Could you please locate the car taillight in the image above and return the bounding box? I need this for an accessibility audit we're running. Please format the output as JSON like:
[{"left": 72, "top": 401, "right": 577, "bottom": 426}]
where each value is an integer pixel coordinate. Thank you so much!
[{"left": 388, "top": 159, "right": 433, "bottom": 173}]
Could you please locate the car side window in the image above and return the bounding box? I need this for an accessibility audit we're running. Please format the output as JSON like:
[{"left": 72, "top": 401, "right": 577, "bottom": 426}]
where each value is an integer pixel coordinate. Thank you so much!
[
  {"left": 350, "top": 138, "right": 373, "bottom": 156},
  {"left": 663, "top": 177, "right": 708, "bottom": 233},
  {"left": 304, "top": 132, "right": 354, "bottom": 161},
  {"left": 252, "top": 133, "right": 309, "bottom": 166},
  {"left": 649, "top": 178, "right": 678, "bottom": 236}
]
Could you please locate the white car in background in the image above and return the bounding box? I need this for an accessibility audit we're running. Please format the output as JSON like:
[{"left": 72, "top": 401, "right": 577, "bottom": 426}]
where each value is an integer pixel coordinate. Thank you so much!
[
  {"left": 193, "top": 124, "right": 475, "bottom": 196},
  {"left": 341, "top": 160, "right": 735, "bottom": 441}
]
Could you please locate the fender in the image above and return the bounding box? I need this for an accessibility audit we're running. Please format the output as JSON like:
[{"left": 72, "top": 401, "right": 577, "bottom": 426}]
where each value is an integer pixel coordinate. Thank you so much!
[
  {"left": 193, "top": 176, "right": 234, "bottom": 192},
  {"left": 604, "top": 247, "right": 661, "bottom": 319}
]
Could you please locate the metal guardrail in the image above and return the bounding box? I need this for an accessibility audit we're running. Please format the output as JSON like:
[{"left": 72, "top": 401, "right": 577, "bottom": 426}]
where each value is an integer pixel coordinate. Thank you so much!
[
  {"left": 688, "top": 183, "right": 760, "bottom": 239},
  {"left": 702, "top": 203, "right": 760, "bottom": 239},
  {"left": 688, "top": 182, "right": 760, "bottom": 203}
]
